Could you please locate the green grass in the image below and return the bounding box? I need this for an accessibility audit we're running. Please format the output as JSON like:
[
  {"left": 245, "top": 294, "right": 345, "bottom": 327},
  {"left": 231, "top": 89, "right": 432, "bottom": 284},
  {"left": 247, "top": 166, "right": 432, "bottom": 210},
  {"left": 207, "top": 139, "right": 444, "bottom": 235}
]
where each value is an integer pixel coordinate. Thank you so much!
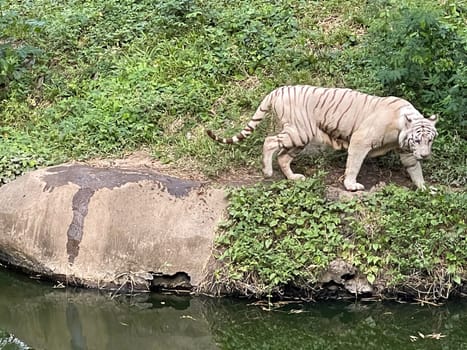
[{"left": 2, "top": 0, "right": 463, "bottom": 184}]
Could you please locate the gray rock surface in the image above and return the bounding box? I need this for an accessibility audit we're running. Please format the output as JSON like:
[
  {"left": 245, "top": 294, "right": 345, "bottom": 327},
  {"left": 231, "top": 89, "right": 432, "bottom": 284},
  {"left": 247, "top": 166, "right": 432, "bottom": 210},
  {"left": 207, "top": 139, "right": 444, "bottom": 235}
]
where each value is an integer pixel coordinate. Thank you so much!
[{"left": 0, "top": 164, "right": 227, "bottom": 290}]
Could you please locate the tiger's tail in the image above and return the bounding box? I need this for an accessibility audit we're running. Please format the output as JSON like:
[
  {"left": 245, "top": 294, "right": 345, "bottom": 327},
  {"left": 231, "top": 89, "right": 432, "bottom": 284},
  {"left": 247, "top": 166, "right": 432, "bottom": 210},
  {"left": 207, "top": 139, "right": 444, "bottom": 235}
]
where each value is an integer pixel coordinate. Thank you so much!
[{"left": 206, "top": 92, "right": 273, "bottom": 144}]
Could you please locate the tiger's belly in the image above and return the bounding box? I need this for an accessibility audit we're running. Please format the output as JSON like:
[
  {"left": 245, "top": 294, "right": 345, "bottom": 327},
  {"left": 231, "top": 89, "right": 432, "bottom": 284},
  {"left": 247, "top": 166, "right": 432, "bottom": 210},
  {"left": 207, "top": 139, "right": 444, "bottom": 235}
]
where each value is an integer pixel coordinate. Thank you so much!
[
  {"left": 314, "top": 129, "right": 349, "bottom": 150},
  {"left": 313, "top": 130, "right": 398, "bottom": 157},
  {"left": 367, "top": 144, "right": 399, "bottom": 158}
]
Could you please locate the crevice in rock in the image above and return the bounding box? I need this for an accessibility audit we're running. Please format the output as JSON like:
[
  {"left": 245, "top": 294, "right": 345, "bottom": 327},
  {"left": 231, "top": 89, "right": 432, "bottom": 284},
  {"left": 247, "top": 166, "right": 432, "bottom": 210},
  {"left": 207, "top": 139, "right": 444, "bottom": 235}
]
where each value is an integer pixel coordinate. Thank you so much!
[{"left": 151, "top": 272, "right": 192, "bottom": 292}]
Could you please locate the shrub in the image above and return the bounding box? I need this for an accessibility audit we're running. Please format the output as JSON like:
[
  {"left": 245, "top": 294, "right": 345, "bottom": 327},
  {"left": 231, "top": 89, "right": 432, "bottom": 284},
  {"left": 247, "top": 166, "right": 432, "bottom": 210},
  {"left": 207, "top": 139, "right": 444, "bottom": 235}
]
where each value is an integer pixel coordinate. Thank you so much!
[
  {"left": 215, "top": 173, "right": 345, "bottom": 296},
  {"left": 361, "top": 3, "right": 467, "bottom": 133},
  {"left": 0, "top": 7, "right": 43, "bottom": 100},
  {"left": 214, "top": 176, "right": 466, "bottom": 300},
  {"left": 346, "top": 185, "right": 466, "bottom": 296}
]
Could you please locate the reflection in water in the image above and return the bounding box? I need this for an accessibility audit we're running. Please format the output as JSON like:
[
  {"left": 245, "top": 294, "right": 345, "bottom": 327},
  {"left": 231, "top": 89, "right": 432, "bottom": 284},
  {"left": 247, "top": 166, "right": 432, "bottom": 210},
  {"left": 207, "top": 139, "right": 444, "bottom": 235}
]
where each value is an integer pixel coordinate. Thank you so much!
[
  {"left": 206, "top": 299, "right": 467, "bottom": 350},
  {"left": 1, "top": 267, "right": 466, "bottom": 350},
  {"left": 66, "top": 303, "right": 87, "bottom": 350},
  {"left": 0, "top": 269, "right": 218, "bottom": 350},
  {"left": 0, "top": 329, "right": 31, "bottom": 349}
]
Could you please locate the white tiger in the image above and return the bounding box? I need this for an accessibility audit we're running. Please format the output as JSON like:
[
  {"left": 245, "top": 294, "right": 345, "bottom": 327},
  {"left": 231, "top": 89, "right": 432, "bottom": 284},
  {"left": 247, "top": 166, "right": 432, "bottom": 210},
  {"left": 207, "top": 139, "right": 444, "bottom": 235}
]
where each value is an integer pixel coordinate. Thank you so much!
[{"left": 207, "top": 85, "right": 438, "bottom": 191}]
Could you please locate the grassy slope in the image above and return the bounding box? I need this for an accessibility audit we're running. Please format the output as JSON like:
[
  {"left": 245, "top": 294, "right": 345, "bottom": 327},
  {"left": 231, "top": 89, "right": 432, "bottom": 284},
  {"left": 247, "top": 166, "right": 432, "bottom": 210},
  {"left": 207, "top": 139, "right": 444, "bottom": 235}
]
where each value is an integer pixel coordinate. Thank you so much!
[
  {"left": 1, "top": 0, "right": 466, "bottom": 300},
  {"left": 0, "top": 0, "right": 366, "bottom": 173},
  {"left": 2, "top": 0, "right": 464, "bottom": 183}
]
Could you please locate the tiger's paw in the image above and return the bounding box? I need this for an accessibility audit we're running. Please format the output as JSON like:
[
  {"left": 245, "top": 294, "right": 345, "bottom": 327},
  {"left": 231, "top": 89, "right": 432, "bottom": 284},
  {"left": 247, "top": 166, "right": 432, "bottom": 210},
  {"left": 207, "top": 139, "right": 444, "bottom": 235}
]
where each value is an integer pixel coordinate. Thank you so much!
[
  {"left": 262, "top": 168, "right": 274, "bottom": 178},
  {"left": 344, "top": 180, "right": 365, "bottom": 191},
  {"left": 288, "top": 173, "right": 306, "bottom": 181}
]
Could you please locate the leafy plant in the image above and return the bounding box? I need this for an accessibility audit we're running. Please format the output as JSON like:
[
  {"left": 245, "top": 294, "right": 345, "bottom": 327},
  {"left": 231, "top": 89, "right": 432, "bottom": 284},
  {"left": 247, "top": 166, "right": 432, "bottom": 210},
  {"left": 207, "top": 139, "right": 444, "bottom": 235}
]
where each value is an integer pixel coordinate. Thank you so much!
[
  {"left": 214, "top": 176, "right": 466, "bottom": 300},
  {"left": 344, "top": 185, "right": 466, "bottom": 298},
  {"left": 0, "top": 126, "right": 55, "bottom": 184},
  {"left": 215, "top": 173, "right": 345, "bottom": 296},
  {"left": 0, "top": 153, "right": 46, "bottom": 185},
  {"left": 426, "top": 131, "right": 467, "bottom": 186},
  {"left": 0, "top": 6, "right": 43, "bottom": 100},
  {"left": 357, "top": 2, "right": 466, "bottom": 133}
]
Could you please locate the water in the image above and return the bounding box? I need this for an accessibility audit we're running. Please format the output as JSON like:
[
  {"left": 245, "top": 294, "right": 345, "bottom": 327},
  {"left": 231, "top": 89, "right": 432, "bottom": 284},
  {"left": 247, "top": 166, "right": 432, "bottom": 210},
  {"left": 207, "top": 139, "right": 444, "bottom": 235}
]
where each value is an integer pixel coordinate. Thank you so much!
[{"left": 1, "top": 267, "right": 466, "bottom": 350}]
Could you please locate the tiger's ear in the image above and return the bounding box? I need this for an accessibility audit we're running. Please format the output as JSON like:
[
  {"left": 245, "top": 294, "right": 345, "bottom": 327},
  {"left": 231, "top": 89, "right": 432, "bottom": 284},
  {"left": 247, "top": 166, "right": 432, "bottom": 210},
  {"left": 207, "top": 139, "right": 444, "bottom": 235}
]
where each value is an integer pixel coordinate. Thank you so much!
[
  {"left": 404, "top": 114, "right": 414, "bottom": 127},
  {"left": 428, "top": 114, "right": 438, "bottom": 124}
]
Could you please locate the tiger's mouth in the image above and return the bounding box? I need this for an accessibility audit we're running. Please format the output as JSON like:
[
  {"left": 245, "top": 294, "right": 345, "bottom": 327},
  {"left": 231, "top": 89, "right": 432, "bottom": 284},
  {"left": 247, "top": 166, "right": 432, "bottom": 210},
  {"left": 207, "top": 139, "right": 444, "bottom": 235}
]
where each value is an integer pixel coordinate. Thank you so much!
[{"left": 414, "top": 152, "right": 431, "bottom": 160}]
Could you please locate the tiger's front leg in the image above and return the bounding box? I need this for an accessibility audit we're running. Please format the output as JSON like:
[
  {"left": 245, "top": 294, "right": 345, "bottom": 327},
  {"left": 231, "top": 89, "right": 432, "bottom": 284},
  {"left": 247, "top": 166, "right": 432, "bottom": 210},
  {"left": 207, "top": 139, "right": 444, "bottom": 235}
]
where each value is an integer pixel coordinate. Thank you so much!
[
  {"left": 399, "top": 153, "right": 426, "bottom": 189},
  {"left": 344, "top": 143, "right": 371, "bottom": 191}
]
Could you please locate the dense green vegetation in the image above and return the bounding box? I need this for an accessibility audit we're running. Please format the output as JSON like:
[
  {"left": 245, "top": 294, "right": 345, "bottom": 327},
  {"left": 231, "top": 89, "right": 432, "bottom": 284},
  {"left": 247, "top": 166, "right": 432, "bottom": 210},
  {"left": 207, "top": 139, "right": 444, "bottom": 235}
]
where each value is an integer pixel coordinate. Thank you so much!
[
  {"left": 215, "top": 175, "right": 466, "bottom": 300},
  {"left": 1, "top": 0, "right": 465, "bottom": 184},
  {"left": 1, "top": 0, "right": 466, "bottom": 300}
]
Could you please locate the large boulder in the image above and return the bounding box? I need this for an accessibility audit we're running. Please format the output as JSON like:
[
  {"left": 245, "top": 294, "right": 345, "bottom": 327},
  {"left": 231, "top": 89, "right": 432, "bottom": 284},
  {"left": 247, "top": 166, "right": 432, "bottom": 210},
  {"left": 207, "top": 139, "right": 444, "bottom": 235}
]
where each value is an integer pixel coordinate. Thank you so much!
[{"left": 0, "top": 164, "right": 227, "bottom": 290}]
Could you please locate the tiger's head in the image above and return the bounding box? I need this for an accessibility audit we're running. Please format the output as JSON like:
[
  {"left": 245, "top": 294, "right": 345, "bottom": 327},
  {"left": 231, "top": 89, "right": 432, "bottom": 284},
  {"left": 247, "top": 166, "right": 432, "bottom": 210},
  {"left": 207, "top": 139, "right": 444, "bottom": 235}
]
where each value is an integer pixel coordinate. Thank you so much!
[{"left": 399, "top": 113, "right": 438, "bottom": 160}]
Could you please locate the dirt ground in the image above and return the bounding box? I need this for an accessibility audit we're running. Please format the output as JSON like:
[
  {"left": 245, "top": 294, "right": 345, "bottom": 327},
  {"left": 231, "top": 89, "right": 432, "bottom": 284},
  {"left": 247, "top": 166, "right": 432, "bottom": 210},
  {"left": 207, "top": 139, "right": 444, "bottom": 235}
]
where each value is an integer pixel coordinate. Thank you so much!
[{"left": 85, "top": 149, "right": 414, "bottom": 197}]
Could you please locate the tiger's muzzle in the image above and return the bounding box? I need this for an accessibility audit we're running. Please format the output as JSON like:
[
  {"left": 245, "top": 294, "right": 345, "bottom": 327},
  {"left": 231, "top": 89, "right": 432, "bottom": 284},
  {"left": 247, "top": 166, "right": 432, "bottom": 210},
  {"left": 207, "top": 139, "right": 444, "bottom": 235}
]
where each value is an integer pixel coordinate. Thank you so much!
[{"left": 413, "top": 147, "right": 432, "bottom": 160}]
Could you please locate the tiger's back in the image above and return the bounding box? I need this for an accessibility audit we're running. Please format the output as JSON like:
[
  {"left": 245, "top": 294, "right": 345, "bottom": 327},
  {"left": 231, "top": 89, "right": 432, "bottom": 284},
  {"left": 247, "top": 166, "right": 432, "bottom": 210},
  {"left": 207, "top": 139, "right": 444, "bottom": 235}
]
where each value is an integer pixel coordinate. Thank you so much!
[{"left": 267, "top": 85, "right": 410, "bottom": 150}]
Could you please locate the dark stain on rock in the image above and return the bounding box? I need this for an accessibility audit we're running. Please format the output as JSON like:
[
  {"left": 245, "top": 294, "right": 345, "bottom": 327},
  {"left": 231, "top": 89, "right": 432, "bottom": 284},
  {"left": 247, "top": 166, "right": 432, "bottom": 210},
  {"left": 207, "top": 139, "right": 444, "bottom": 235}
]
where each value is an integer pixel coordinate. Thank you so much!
[
  {"left": 42, "top": 164, "right": 200, "bottom": 197},
  {"left": 42, "top": 164, "right": 201, "bottom": 263},
  {"left": 66, "top": 187, "right": 95, "bottom": 264}
]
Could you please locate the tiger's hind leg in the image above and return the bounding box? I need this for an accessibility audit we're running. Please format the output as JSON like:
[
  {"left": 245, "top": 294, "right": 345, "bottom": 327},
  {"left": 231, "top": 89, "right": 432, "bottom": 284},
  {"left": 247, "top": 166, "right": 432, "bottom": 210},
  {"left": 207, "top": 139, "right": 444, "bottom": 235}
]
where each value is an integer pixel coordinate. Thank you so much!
[
  {"left": 277, "top": 147, "right": 305, "bottom": 180},
  {"left": 262, "top": 135, "right": 281, "bottom": 178},
  {"left": 262, "top": 132, "right": 304, "bottom": 179}
]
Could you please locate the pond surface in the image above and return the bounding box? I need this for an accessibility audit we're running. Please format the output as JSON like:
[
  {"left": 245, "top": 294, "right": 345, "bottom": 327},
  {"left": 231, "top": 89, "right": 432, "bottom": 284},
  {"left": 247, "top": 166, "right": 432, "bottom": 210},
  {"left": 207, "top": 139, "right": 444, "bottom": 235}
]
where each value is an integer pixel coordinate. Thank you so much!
[{"left": 1, "top": 267, "right": 466, "bottom": 350}]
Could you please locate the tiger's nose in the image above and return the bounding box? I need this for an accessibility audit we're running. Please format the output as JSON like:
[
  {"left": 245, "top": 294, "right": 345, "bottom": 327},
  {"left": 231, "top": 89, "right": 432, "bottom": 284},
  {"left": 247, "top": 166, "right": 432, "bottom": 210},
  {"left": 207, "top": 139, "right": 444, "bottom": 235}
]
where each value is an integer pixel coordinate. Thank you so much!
[{"left": 420, "top": 152, "right": 430, "bottom": 159}]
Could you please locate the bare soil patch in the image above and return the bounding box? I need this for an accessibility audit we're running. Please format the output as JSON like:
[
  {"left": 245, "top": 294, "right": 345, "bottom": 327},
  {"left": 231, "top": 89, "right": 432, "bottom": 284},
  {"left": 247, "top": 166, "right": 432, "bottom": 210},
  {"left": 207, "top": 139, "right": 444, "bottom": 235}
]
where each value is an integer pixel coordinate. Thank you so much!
[{"left": 85, "top": 150, "right": 414, "bottom": 195}]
